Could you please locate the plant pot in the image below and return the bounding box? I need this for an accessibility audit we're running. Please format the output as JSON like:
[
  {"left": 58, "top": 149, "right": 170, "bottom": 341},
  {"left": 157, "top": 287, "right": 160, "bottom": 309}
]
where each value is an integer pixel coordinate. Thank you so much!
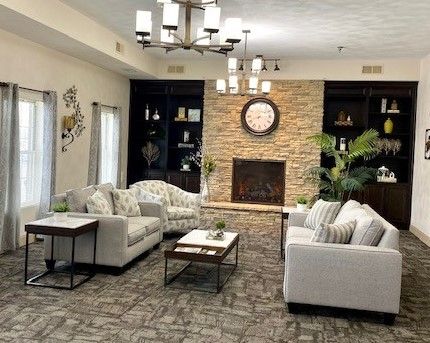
[
  {"left": 54, "top": 212, "right": 68, "bottom": 222},
  {"left": 182, "top": 164, "right": 190, "bottom": 171},
  {"left": 296, "top": 203, "right": 308, "bottom": 212}
]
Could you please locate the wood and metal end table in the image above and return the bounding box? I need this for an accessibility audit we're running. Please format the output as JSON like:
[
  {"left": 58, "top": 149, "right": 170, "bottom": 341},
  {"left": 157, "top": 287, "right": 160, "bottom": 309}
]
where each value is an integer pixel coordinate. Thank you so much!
[{"left": 24, "top": 217, "right": 98, "bottom": 290}]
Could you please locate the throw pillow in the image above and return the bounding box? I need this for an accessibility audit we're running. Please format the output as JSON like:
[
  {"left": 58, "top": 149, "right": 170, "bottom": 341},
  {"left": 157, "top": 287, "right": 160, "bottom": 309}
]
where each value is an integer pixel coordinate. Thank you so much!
[
  {"left": 311, "top": 221, "right": 356, "bottom": 244},
  {"left": 334, "top": 200, "right": 362, "bottom": 223},
  {"left": 334, "top": 203, "right": 367, "bottom": 225},
  {"left": 304, "top": 199, "right": 342, "bottom": 230},
  {"left": 66, "top": 185, "right": 96, "bottom": 213},
  {"left": 95, "top": 183, "right": 115, "bottom": 212},
  {"left": 112, "top": 189, "right": 141, "bottom": 217},
  {"left": 350, "top": 216, "right": 385, "bottom": 246},
  {"left": 86, "top": 190, "right": 113, "bottom": 215}
]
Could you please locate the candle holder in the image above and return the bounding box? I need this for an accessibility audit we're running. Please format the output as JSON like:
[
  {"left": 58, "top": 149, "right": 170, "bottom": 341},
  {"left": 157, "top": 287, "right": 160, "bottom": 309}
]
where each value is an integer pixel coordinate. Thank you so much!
[{"left": 61, "top": 115, "right": 76, "bottom": 152}]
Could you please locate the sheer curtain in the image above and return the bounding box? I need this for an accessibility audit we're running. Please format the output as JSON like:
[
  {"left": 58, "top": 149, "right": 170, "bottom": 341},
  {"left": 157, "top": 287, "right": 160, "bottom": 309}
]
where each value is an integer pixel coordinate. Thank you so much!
[
  {"left": 38, "top": 91, "right": 57, "bottom": 218},
  {"left": 0, "top": 83, "right": 21, "bottom": 253},
  {"left": 88, "top": 103, "right": 101, "bottom": 186}
]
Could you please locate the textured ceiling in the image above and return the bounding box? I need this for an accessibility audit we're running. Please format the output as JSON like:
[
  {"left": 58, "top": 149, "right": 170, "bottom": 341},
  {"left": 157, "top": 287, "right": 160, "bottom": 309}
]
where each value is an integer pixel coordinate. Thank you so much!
[{"left": 61, "top": 0, "right": 430, "bottom": 59}]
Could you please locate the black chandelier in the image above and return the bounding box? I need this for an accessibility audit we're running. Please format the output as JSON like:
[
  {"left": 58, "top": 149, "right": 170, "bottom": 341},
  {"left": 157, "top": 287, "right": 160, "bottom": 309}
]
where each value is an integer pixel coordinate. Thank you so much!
[{"left": 135, "top": 0, "right": 243, "bottom": 55}]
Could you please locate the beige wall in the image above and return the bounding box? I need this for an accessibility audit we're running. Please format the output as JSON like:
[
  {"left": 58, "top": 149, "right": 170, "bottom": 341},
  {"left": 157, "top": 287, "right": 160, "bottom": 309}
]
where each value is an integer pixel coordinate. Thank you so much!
[
  {"left": 202, "top": 80, "right": 324, "bottom": 206},
  {"left": 0, "top": 28, "right": 130, "bottom": 235},
  {"left": 411, "top": 53, "right": 430, "bottom": 244}
]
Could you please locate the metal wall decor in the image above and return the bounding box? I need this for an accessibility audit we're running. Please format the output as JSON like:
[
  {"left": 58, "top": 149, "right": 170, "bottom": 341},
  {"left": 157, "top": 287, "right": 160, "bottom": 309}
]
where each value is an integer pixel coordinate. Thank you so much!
[{"left": 62, "top": 85, "right": 85, "bottom": 152}]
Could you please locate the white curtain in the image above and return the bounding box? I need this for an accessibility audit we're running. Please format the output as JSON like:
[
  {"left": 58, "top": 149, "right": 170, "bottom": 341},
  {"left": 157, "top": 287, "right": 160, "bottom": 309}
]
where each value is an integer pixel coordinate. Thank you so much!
[
  {"left": 88, "top": 103, "right": 101, "bottom": 186},
  {"left": 38, "top": 91, "right": 57, "bottom": 218},
  {"left": 0, "top": 83, "right": 21, "bottom": 253},
  {"left": 112, "top": 107, "right": 121, "bottom": 187}
]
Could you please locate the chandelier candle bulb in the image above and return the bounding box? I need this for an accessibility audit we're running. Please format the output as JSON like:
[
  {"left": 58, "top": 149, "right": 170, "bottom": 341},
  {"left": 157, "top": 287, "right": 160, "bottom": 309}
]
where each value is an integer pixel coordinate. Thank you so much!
[
  {"left": 136, "top": 11, "right": 152, "bottom": 36},
  {"left": 249, "top": 76, "right": 259, "bottom": 90},
  {"left": 228, "top": 58, "right": 237, "bottom": 72},
  {"left": 229, "top": 75, "right": 238, "bottom": 89},
  {"left": 262, "top": 81, "right": 271, "bottom": 94},
  {"left": 204, "top": 6, "right": 221, "bottom": 33},
  {"left": 216, "top": 79, "right": 226, "bottom": 93},
  {"left": 137, "top": 35, "right": 143, "bottom": 43},
  {"left": 225, "top": 18, "right": 242, "bottom": 43},
  {"left": 162, "top": 3, "right": 179, "bottom": 30},
  {"left": 197, "top": 28, "right": 210, "bottom": 45}
]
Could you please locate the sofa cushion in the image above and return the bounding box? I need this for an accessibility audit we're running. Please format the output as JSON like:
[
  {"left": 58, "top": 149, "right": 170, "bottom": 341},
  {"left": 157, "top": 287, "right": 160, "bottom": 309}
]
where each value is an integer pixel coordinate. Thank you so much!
[
  {"left": 112, "top": 189, "right": 141, "bottom": 217},
  {"left": 334, "top": 205, "right": 368, "bottom": 225},
  {"left": 311, "top": 221, "right": 356, "bottom": 244},
  {"left": 287, "top": 226, "right": 314, "bottom": 241},
  {"left": 128, "top": 216, "right": 160, "bottom": 246},
  {"left": 66, "top": 185, "right": 96, "bottom": 213},
  {"left": 135, "top": 181, "right": 171, "bottom": 205},
  {"left": 95, "top": 183, "right": 115, "bottom": 212},
  {"left": 304, "top": 199, "right": 341, "bottom": 230},
  {"left": 86, "top": 190, "right": 113, "bottom": 215},
  {"left": 334, "top": 200, "right": 362, "bottom": 223},
  {"left": 167, "top": 206, "right": 195, "bottom": 220},
  {"left": 350, "top": 216, "right": 384, "bottom": 246}
]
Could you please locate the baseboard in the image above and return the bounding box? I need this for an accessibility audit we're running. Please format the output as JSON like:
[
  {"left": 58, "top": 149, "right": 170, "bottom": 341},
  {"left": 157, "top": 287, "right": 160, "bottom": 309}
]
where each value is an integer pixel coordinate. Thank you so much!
[{"left": 410, "top": 225, "right": 430, "bottom": 247}]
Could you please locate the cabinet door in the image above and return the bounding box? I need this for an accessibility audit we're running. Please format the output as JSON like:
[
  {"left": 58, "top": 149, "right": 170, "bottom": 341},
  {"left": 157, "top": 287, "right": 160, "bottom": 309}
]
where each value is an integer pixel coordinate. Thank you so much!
[
  {"left": 166, "top": 172, "right": 182, "bottom": 189},
  {"left": 185, "top": 174, "right": 200, "bottom": 193},
  {"left": 383, "top": 185, "right": 410, "bottom": 229},
  {"left": 363, "top": 185, "right": 385, "bottom": 214}
]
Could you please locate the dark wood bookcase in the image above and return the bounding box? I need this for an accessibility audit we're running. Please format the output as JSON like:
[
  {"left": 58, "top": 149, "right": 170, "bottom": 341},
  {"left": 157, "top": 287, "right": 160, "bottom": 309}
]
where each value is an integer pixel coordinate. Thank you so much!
[
  {"left": 127, "top": 80, "right": 204, "bottom": 193},
  {"left": 323, "top": 81, "right": 417, "bottom": 229}
]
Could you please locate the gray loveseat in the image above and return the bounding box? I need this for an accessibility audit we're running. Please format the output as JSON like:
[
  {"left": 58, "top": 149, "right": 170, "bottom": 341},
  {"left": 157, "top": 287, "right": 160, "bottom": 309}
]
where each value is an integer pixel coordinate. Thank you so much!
[
  {"left": 283, "top": 201, "right": 402, "bottom": 324},
  {"left": 44, "top": 184, "right": 163, "bottom": 271}
]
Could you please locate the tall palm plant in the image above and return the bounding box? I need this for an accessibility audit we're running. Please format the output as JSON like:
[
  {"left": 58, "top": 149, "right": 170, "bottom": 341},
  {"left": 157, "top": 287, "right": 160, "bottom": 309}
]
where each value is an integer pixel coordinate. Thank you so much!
[{"left": 307, "top": 129, "right": 380, "bottom": 202}]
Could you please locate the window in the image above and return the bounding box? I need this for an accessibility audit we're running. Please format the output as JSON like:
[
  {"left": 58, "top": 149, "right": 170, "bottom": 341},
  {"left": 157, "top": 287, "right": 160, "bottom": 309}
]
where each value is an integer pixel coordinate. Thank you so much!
[
  {"left": 19, "top": 91, "right": 44, "bottom": 207},
  {"left": 100, "top": 106, "right": 119, "bottom": 186}
]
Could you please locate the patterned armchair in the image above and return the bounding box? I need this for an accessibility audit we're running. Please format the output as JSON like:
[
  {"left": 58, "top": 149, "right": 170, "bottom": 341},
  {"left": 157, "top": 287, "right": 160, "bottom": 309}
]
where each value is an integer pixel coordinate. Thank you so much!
[{"left": 130, "top": 180, "right": 201, "bottom": 234}]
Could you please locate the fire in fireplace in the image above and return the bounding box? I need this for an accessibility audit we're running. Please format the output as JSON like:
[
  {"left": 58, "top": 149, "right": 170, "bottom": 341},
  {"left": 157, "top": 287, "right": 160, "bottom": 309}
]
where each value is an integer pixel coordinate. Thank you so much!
[{"left": 231, "top": 158, "right": 286, "bottom": 205}]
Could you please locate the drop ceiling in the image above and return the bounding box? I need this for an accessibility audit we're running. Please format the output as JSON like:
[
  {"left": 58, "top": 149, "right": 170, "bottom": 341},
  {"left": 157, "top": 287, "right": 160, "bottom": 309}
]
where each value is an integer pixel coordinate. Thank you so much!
[{"left": 61, "top": 0, "right": 430, "bottom": 59}]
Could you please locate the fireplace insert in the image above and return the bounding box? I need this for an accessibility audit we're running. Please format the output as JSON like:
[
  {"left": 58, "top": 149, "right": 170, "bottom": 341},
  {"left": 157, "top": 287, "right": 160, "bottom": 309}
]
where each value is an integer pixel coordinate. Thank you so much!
[{"left": 231, "top": 158, "right": 286, "bottom": 205}]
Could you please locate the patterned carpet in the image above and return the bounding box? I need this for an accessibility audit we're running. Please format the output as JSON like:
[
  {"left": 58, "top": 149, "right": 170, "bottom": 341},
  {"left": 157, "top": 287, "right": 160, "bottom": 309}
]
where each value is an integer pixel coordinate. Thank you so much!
[{"left": 0, "top": 230, "right": 429, "bottom": 342}]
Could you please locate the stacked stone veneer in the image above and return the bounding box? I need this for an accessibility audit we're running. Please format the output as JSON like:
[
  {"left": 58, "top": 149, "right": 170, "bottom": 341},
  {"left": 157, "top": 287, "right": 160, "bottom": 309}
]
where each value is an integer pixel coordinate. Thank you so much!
[{"left": 201, "top": 80, "right": 324, "bottom": 232}]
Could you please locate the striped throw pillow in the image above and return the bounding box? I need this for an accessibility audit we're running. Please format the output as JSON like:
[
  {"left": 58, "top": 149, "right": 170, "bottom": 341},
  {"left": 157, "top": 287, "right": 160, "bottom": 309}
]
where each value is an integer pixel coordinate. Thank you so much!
[
  {"left": 350, "top": 216, "right": 384, "bottom": 246},
  {"left": 304, "top": 199, "right": 342, "bottom": 230},
  {"left": 311, "top": 221, "right": 356, "bottom": 244}
]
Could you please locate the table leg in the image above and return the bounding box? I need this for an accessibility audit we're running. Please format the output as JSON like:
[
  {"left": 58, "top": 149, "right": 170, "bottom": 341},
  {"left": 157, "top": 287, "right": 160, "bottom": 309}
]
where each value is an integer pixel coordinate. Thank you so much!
[
  {"left": 70, "top": 237, "right": 76, "bottom": 290},
  {"left": 164, "top": 258, "right": 168, "bottom": 286},
  {"left": 92, "top": 229, "right": 98, "bottom": 274},
  {"left": 235, "top": 241, "right": 239, "bottom": 267},
  {"left": 24, "top": 232, "right": 29, "bottom": 285},
  {"left": 216, "top": 263, "right": 221, "bottom": 293}
]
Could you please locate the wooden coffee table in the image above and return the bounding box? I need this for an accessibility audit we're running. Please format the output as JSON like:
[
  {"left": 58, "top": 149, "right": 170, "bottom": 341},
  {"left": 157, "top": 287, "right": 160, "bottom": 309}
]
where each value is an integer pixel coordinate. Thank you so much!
[{"left": 164, "top": 229, "right": 239, "bottom": 293}]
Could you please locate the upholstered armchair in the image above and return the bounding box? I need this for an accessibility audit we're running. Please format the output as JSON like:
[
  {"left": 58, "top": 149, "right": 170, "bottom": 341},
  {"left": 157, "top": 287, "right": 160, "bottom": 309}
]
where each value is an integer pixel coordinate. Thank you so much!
[{"left": 130, "top": 180, "right": 201, "bottom": 234}]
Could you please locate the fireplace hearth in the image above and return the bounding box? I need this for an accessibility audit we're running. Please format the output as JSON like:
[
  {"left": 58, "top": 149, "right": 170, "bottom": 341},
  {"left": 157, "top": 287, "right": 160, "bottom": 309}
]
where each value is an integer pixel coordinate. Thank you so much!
[{"left": 232, "top": 158, "right": 286, "bottom": 205}]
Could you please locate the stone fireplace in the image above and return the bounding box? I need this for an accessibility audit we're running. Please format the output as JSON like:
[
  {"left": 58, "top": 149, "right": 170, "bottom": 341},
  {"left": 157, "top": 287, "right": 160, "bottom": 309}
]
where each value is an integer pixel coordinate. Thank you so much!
[{"left": 232, "top": 158, "right": 285, "bottom": 205}]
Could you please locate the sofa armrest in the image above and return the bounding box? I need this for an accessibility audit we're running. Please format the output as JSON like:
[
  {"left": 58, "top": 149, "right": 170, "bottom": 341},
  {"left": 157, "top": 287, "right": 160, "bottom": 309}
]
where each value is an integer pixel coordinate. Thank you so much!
[
  {"left": 167, "top": 184, "right": 201, "bottom": 209},
  {"left": 287, "top": 212, "right": 308, "bottom": 228},
  {"left": 139, "top": 202, "right": 164, "bottom": 241},
  {"left": 284, "top": 239, "right": 402, "bottom": 314}
]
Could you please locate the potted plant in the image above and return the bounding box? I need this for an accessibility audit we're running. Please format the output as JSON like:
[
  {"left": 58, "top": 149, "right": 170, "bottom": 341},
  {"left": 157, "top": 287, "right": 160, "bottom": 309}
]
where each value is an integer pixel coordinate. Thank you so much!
[
  {"left": 307, "top": 129, "right": 380, "bottom": 202},
  {"left": 296, "top": 196, "right": 309, "bottom": 211},
  {"left": 52, "top": 202, "right": 70, "bottom": 222},
  {"left": 208, "top": 220, "right": 226, "bottom": 240},
  {"left": 181, "top": 156, "right": 191, "bottom": 171}
]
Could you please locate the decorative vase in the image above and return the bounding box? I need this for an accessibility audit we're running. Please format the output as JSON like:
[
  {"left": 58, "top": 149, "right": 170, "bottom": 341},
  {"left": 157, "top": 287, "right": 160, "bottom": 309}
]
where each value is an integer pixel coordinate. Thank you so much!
[
  {"left": 384, "top": 118, "right": 394, "bottom": 134},
  {"left": 54, "top": 212, "right": 68, "bottom": 222},
  {"left": 201, "top": 176, "right": 209, "bottom": 203},
  {"left": 296, "top": 203, "right": 308, "bottom": 212}
]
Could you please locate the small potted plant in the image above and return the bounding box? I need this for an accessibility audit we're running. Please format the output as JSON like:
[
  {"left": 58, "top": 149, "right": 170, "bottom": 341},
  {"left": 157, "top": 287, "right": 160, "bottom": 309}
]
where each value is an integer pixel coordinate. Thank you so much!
[
  {"left": 181, "top": 156, "right": 191, "bottom": 171},
  {"left": 52, "top": 202, "right": 70, "bottom": 222},
  {"left": 208, "top": 220, "right": 226, "bottom": 240},
  {"left": 296, "top": 196, "right": 309, "bottom": 212}
]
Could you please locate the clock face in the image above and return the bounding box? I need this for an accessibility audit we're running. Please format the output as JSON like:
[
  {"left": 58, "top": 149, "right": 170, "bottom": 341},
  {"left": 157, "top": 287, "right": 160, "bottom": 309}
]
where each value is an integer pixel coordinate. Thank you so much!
[{"left": 241, "top": 98, "right": 280, "bottom": 136}]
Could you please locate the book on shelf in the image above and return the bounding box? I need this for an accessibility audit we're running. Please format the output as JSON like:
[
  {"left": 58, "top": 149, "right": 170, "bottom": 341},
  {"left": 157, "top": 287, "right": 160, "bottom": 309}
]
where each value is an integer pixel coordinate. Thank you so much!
[
  {"left": 387, "top": 109, "right": 400, "bottom": 114},
  {"left": 174, "top": 117, "right": 188, "bottom": 122},
  {"left": 174, "top": 247, "right": 202, "bottom": 254},
  {"left": 178, "top": 143, "right": 195, "bottom": 148}
]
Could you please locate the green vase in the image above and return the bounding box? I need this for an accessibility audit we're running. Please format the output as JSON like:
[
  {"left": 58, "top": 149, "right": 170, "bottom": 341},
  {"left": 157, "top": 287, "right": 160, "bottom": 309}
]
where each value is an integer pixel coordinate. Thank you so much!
[{"left": 384, "top": 118, "right": 394, "bottom": 134}]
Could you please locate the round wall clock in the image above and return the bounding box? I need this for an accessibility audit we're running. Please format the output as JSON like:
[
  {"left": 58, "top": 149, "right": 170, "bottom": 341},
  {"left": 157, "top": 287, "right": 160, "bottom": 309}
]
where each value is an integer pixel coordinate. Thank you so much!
[{"left": 241, "top": 98, "right": 280, "bottom": 136}]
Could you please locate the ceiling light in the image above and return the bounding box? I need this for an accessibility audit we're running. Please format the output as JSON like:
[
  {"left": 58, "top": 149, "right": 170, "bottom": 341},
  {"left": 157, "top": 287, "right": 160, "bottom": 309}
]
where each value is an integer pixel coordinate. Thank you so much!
[
  {"left": 136, "top": 11, "right": 152, "bottom": 36},
  {"left": 274, "top": 61, "right": 280, "bottom": 71},
  {"left": 225, "top": 18, "right": 242, "bottom": 43},
  {"left": 204, "top": 6, "right": 221, "bottom": 33},
  {"left": 196, "top": 28, "right": 210, "bottom": 46},
  {"left": 216, "top": 79, "right": 226, "bottom": 93},
  {"left": 228, "top": 58, "right": 237, "bottom": 72},
  {"left": 252, "top": 56, "right": 263, "bottom": 73},
  {"left": 249, "top": 76, "right": 258, "bottom": 90},
  {"left": 162, "top": 3, "right": 179, "bottom": 31},
  {"left": 238, "top": 62, "right": 244, "bottom": 71},
  {"left": 262, "top": 81, "right": 271, "bottom": 94},
  {"left": 160, "top": 27, "right": 174, "bottom": 43},
  {"left": 262, "top": 62, "right": 268, "bottom": 72},
  {"left": 229, "top": 75, "right": 238, "bottom": 89}
]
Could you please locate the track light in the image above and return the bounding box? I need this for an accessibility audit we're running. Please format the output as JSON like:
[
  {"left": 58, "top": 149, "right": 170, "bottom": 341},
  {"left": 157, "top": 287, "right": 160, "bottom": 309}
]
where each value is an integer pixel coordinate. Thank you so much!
[
  {"left": 274, "top": 61, "right": 280, "bottom": 71},
  {"left": 262, "top": 61, "right": 268, "bottom": 72}
]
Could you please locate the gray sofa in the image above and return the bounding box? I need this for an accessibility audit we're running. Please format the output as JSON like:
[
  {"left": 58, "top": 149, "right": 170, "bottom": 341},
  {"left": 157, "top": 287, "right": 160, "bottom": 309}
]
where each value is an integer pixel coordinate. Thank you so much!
[
  {"left": 44, "top": 189, "right": 163, "bottom": 270},
  {"left": 283, "top": 202, "right": 402, "bottom": 324}
]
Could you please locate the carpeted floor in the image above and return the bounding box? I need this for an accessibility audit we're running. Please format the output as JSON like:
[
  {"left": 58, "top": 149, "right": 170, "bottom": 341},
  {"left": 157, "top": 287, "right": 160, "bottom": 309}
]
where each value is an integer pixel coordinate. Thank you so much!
[{"left": 0, "top": 230, "right": 429, "bottom": 342}]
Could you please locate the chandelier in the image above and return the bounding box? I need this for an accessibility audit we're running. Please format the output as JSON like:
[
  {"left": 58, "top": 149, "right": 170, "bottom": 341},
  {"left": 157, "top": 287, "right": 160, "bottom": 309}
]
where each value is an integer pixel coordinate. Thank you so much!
[
  {"left": 216, "top": 31, "right": 280, "bottom": 96},
  {"left": 135, "top": 0, "right": 243, "bottom": 55}
]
